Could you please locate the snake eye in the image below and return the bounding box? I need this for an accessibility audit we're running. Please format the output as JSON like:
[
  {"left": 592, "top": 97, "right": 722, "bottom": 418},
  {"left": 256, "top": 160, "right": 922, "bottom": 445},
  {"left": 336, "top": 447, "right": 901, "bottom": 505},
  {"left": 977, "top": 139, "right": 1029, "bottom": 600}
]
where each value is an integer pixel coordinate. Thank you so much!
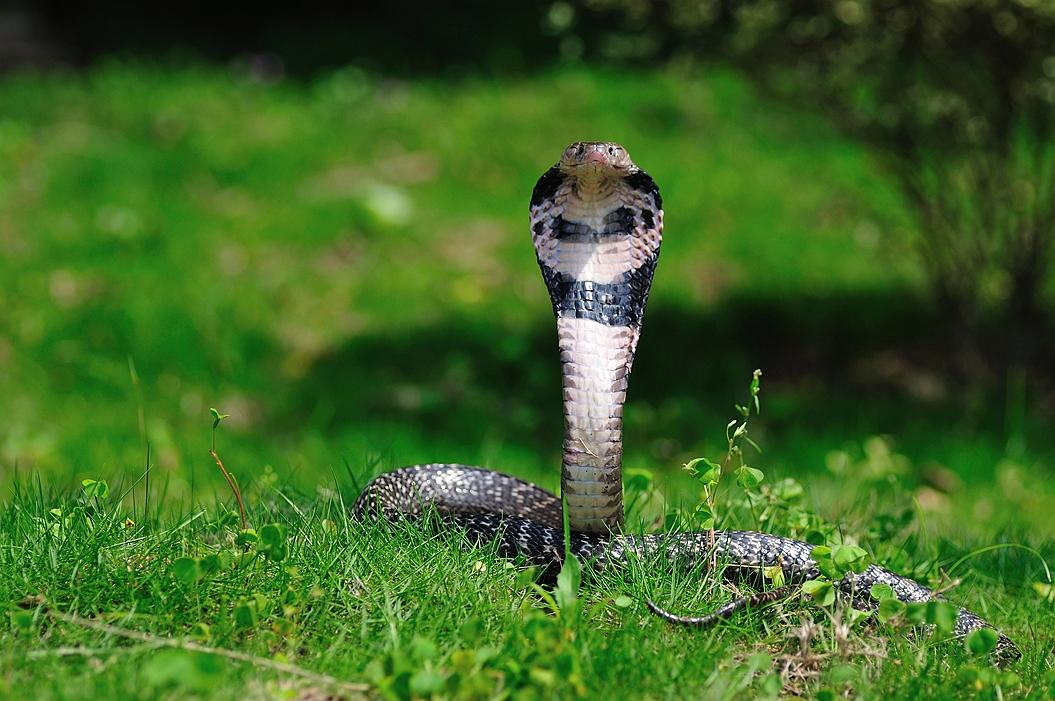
[
  {"left": 608, "top": 146, "right": 615, "bottom": 155},
  {"left": 575, "top": 144, "right": 584, "bottom": 156}
]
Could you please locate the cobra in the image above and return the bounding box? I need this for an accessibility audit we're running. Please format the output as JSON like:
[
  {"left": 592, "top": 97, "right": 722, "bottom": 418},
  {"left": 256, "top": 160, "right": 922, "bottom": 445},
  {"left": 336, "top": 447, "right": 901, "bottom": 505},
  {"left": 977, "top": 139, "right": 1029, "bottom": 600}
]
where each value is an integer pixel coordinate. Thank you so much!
[{"left": 355, "top": 141, "right": 1020, "bottom": 661}]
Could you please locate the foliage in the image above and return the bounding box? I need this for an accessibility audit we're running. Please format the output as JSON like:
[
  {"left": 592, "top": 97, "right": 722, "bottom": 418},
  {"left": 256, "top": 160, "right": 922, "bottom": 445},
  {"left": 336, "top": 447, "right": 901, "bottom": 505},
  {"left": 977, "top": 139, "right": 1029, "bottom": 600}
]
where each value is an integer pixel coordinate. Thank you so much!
[
  {"left": 675, "top": 370, "right": 1052, "bottom": 689},
  {"left": 735, "top": 0, "right": 1055, "bottom": 363},
  {"left": 1, "top": 62, "right": 949, "bottom": 494},
  {"left": 577, "top": 0, "right": 1055, "bottom": 364},
  {"left": 2, "top": 62, "right": 1053, "bottom": 510},
  {"left": 0, "top": 57, "right": 1053, "bottom": 701},
  {"left": 369, "top": 556, "right": 589, "bottom": 700},
  {"left": 683, "top": 368, "right": 763, "bottom": 533},
  {"left": 0, "top": 377, "right": 1051, "bottom": 699},
  {"left": 1, "top": 462, "right": 1051, "bottom": 700}
]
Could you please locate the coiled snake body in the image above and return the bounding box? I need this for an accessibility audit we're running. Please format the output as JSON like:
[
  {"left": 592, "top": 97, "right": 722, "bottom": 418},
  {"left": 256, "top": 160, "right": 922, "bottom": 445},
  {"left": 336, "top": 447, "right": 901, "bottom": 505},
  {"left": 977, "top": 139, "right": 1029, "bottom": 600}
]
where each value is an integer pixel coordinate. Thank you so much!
[{"left": 355, "top": 142, "right": 1019, "bottom": 661}]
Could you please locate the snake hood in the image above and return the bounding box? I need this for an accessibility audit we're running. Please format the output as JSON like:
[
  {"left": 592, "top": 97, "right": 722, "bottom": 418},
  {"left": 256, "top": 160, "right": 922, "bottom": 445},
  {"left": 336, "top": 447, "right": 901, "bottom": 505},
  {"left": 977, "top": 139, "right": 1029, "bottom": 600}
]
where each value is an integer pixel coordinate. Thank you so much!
[
  {"left": 530, "top": 141, "right": 663, "bottom": 533},
  {"left": 354, "top": 141, "right": 1020, "bottom": 662}
]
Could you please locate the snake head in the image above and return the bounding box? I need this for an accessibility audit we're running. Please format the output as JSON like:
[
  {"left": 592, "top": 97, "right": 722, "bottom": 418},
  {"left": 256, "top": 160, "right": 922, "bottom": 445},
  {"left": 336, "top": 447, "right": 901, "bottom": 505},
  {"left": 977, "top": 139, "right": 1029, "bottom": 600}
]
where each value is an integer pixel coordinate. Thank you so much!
[{"left": 559, "top": 141, "right": 635, "bottom": 177}]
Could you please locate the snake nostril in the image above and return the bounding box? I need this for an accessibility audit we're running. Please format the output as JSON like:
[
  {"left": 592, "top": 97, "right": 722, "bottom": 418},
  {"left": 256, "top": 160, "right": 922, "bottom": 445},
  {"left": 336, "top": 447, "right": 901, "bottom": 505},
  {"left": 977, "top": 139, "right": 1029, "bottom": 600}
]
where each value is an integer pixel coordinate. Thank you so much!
[{"left": 608, "top": 146, "right": 615, "bottom": 155}]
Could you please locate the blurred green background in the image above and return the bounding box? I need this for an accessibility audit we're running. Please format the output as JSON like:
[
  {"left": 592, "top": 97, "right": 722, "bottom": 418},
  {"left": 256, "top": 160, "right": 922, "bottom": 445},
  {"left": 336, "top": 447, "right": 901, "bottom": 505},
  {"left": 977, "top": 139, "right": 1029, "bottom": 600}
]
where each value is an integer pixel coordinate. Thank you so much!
[{"left": 1, "top": 1, "right": 1053, "bottom": 537}]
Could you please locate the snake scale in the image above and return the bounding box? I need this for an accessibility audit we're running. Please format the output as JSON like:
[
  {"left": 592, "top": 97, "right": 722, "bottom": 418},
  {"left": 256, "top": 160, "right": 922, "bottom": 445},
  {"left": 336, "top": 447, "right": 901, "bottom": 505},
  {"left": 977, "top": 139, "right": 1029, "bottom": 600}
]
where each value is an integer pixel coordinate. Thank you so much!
[{"left": 355, "top": 142, "right": 1020, "bottom": 661}]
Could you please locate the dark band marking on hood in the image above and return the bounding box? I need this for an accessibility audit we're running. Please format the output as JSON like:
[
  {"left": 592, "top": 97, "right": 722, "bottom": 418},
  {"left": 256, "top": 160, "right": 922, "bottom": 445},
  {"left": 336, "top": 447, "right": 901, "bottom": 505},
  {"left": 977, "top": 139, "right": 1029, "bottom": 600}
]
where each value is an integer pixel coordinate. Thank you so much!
[
  {"left": 640, "top": 209, "right": 654, "bottom": 229},
  {"left": 531, "top": 166, "right": 564, "bottom": 208},
  {"left": 551, "top": 207, "right": 635, "bottom": 242},
  {"left": 539, "top": 252, "right": 660, "bottom": 328},
  {"left": 623, "top": 170, "right": 662, "bottom": 210}
]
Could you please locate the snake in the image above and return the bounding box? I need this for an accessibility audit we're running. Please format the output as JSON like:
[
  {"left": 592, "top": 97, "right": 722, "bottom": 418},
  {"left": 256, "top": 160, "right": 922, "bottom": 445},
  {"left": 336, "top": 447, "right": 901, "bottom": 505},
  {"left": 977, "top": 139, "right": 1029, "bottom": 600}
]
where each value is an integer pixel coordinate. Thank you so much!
[{"left": 354, "top": 142, "right": 1020, "bottom": 662}]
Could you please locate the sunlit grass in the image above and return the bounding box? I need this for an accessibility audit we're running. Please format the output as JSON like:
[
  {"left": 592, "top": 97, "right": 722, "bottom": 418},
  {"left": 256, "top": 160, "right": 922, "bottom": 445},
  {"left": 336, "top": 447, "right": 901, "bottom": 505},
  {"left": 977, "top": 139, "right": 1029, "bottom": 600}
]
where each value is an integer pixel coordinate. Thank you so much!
[
  {"left": 0, "top": 61, "right": 1052, "bottom": 698},
  {"left": 0, "top": 62, "right": 928, "bottom": 495},
  {"left": 1, "top": 469, "right": 1050, "bottom": 700}
]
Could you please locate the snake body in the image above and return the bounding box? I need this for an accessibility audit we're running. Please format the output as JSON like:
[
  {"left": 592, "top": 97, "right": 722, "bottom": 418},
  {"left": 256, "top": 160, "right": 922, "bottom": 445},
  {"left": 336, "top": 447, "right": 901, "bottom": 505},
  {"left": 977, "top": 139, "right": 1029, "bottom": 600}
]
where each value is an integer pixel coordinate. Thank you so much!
[
  {"left": 355, "top": 143, "right": 1020, "bottom": 661},
  {"left": 529, "top": 143, "right": 662, "bottom": 533}
]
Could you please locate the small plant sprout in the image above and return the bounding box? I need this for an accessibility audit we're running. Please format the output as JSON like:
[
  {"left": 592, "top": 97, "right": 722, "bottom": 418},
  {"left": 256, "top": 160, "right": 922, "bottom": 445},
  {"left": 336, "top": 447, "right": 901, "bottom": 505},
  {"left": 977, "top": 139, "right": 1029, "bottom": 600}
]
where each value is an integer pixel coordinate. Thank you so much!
[
  {"left": 800, "top": 541, "right": 871, "bottom": 612},
  {"left": 208, "top": 407, "right": 247, "bottom": 531},
  {"left": 81, "top": 478, "right": 110, "bottom": 502},
  {"left": 684, "top": 369, "right": 765, "bottom": 549},
  {"left": 736, "top": 368, "right": 763, "bottom": 419},
  {"left": 210, "top": 407, "right": 230, "bottom": 451}
]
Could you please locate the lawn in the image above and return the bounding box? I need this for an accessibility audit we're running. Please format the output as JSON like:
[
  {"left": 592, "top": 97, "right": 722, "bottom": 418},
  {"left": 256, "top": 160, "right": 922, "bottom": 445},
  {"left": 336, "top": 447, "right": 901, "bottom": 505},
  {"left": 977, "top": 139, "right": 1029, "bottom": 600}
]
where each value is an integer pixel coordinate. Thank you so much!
[{"left": 0, "top": 62, "right": 1052, "bottom": 699}]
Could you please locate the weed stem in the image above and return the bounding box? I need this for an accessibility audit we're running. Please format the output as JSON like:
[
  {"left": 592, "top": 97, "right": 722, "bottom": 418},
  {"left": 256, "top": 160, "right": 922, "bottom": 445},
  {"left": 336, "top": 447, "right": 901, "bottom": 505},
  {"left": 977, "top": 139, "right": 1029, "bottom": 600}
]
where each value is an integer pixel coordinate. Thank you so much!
[{"left": 210, "top": 449, "right": 247, "bottom": 531}]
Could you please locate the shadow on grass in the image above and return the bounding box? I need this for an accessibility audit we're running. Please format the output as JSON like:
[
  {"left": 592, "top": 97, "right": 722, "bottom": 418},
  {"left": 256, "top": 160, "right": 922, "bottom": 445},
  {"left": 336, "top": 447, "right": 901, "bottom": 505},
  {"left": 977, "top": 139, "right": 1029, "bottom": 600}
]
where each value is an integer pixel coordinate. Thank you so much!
[{"left": 282, "top": 288, "right": 1053, "bottom": 474}]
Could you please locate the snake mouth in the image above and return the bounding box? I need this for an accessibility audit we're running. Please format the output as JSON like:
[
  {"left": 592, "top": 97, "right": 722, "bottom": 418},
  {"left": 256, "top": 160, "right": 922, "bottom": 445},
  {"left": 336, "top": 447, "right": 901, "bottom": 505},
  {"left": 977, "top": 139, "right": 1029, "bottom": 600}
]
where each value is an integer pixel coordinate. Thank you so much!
[{"left": 565, "top": 162, "right": 623, "bottom": 178}]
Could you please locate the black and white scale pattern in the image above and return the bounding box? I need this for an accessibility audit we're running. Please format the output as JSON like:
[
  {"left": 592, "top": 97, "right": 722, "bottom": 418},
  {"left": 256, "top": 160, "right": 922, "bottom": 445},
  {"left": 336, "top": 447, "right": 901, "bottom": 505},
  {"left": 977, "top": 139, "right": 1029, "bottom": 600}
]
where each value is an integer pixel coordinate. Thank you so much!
[
  {"left": 528, "top": 142, "right": 664, "bottom": 533},
  {"left": 354, "top": 464, "right": 1020, "bottom": 661},
  {"left": 354, "top": 142, "right": 1019, "bottom": 662}
]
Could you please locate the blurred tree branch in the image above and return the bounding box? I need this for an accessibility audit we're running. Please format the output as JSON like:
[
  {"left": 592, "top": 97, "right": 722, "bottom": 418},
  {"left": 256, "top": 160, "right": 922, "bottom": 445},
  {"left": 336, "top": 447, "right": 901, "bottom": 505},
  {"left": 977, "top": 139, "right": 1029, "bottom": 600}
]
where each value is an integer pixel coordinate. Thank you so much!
[{"left": 580, "top": 0, "right": 1055, "bottom": 371}]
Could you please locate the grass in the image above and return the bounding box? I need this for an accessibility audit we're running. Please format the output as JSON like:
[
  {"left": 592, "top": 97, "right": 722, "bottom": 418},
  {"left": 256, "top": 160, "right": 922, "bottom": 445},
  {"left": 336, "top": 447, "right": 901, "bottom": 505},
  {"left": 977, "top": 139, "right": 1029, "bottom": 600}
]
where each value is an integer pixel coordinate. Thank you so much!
[
  {"left": 0, "top": 60, "right": 1054, "bottom": 697},
  {"left": 0, "top": 60, "right": 928, "bottom": 491},
  {"left": 1, "top": 457, "right": 1051, "bottom": 700}
]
